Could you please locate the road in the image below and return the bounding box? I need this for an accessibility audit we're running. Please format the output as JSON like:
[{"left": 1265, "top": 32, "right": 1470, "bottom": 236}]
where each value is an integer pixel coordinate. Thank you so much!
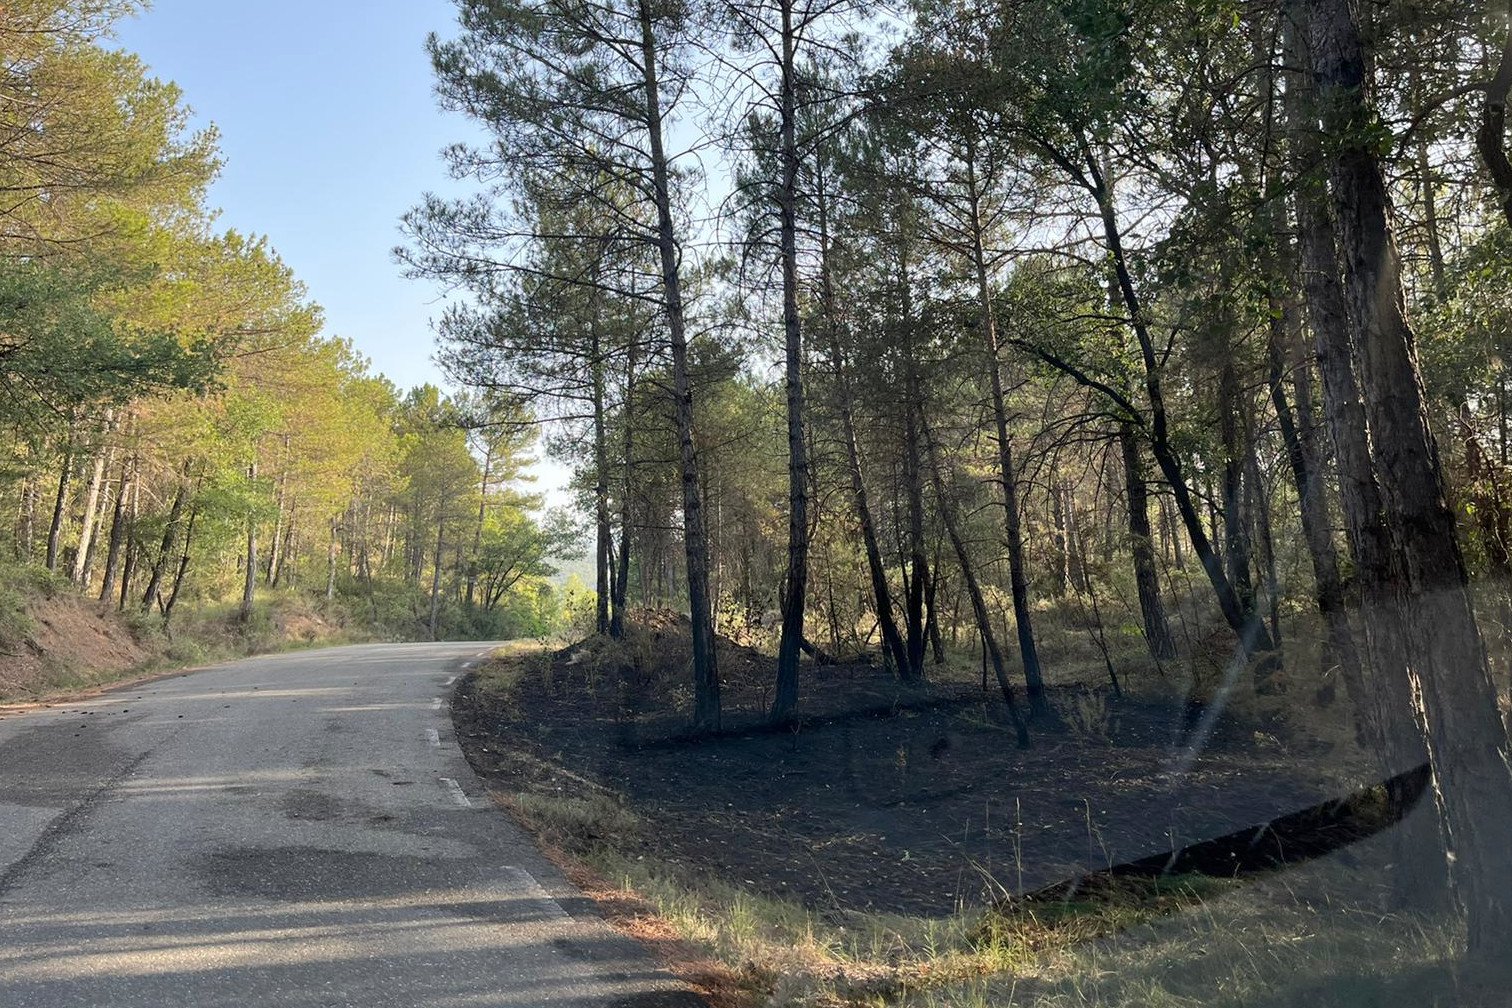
[{"left": 0, "top": 643, "right": 703, "bottom": 1008}]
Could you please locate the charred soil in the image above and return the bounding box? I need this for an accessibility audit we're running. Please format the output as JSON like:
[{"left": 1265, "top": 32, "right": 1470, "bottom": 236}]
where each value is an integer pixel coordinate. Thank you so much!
[{"left": 456, "top": 614, "right": 1353, "bottom": 917}]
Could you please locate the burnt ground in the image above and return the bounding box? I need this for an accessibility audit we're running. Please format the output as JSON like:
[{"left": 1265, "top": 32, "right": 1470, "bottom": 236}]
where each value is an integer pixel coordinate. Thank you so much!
[{"left": 456, "top": 617, "right": 1354, "bottom": 919}]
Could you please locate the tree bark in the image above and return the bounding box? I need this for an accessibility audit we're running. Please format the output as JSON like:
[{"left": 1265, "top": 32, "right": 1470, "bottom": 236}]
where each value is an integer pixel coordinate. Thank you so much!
[
  {"left": 1286, "top": 2, "right": 1444, "bottom": 908},
  {"left": 429, "top": 518, "right": 444, "bottom": 641},
  {"left": 965, "top": 143, "right": 1048, "bottom": 717},
  {"left": 1308, "top": 0, "right": 1512, "bottom": 945},
  {"left": 1477, "top": 1, "right": 1512, "bottom": 229},
  {"left": 163, "top": 503, "right": 200, "bottom": 622},
  {"left": 71, "top": 410, "right": 114, "bottom": 585},
  {"left": 591, "top": 307, "right": 613, "bottom": 637},
  {"left": 116, "top": 474, "right": 139, "bottom": 612},
  {"left": 99, "top": 453, "right": 133, "bottom": 604},
  {"left": 1120, "top": 424, "right": 1177, "bottom": 659},
  {"left": 772, "top": 0, "right": 809, "bottom": 722},
  {"left": 45, "top": 444, "right": 72, "bottom": 573},
  {"left": 1079, "top": 151, "right": 1279, "bottom": 672},
  {"left": 241, "top": 460, "right": 257, "bottom": 623},
  {"left": 468, "top": 439, "right": 493, "bottom": 609},
  {"left": 610, "top": 336, "right": 637, "bottom": 639},
  {"left": 326, "top": 517, "right": 339, "bottom": 601},
  {"left": 143, "top": 479, "right": 187, "bottom": 614},
  {"left": 638, "top": 0, "right": 719, "bottom": 731}
]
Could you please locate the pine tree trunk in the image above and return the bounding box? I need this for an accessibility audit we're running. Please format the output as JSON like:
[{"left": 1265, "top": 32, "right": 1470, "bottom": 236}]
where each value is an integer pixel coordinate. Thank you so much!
[
  {"left": 1050, "top": 483, "right": 1071, "bottom": 596},
  {"left": 1121, "top": 424, "right": 1177, "bottom": 659},
  {"left": 71, "top": 412, "right": 113, "bottom": 585},
  {"left": 45, "top": 445, "right": 72, "bottom": 573},
  {"left": 771, "top": 0, "right": 809, "bottom": 721},
  {"left": 902, "top": 395, "right": 929, "bottom": 680},
  {"left": 326, "top": 518, "right": 339, "bottom": 601},
  {"left": 163, "top": 504, "right": 200, "bottom": 622},
  {"left": 1307, "top": 0, "right": 1512, "bottom": 936},
  {"left": 1291, "top": 11, "right": 1434, "bottom": 873},
  {"left": 468, "top": 442, "right": 492, "bottom": 609},
  {"left": 1267, "top": 319, "right": 1364, "bottom": 704},
  {"left": 99, "top": 454, "right": 133, "bottom": 604},
  {"left": 610, "top": 338, "right": 637, "bottom": 639},
  {"left": 591, "top": 305, "right": 613, "bottom": 636},
  {"left": 241, "top": 460, "right": 257, "bottom": 623},
  {"left": 1086, "top": 152, "right": 1277, "bottom": 668},
  {"left": 116, "top": 477, "right": 139, "bottom": 612},
  {"left": 1219, "top": 359, "right": 1257, "bottom": 622},
  {"left": 17, "top": 478, "right": 36, "bottom": 563},
  {"left": 966, "top": 144, "right": 1048, "bottom": 717},
  {"left": 429, "top": 519, "right": 444, "bottom": 641},
  {"left": 638, "top": 0, "right": 719, "bottom": 731},
  {"left": 142, "top": 480, "right": 187, "bottom": 613}
]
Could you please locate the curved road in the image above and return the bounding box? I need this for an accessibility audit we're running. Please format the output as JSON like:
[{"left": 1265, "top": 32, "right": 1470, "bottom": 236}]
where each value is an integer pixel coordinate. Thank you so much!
[{"left": 0, "top": 643, "right": 701, "bottom": 1007}]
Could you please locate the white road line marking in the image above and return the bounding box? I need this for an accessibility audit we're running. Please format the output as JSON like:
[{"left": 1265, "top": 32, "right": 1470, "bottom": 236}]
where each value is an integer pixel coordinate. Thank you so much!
[
  {"left": 501, "top": 866, "right": 571, "bottom": 921},
  {"left": 443, "top": 676, "right": 457, "bottom": 686},
  {"left": 439, "top": 777, "right": 472, "bottom": 807},
  {"left": 431, "top": 697, "right": 443, "bottom": 710},
  {"left": 425, "top": 728, "right": 441, "bottom": 748}
]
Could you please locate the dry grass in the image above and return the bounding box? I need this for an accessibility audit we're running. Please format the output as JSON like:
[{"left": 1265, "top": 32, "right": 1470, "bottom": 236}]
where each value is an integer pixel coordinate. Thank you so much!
[
  {"left": 468, "top": 642, "right": 1471, "bottom": 1008},
  {"left": 500, "top": 763, "right": 1466, "bottom": 1007}
]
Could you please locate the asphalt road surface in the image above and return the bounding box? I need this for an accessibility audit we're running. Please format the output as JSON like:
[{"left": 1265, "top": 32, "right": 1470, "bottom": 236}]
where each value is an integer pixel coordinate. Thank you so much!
[{"left": 0, "top": 643, "right": 703, "bottom": 1007}]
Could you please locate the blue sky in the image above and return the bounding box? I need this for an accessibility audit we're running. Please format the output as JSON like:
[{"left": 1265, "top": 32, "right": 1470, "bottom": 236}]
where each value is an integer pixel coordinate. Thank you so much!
[
  {"left": 114, "top": 0, "right": 474, "bottom": 390},
  {"left": 114, "top": 1, "right": 574, "bottom": 507}
]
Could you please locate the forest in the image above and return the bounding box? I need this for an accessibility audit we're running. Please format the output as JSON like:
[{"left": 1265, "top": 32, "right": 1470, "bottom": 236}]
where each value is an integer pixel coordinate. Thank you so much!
[
  {"left": 402, "top": 0, "right": 1512, "bottom": 987},
  {"left": 0, "top": 1, "right": 586, "bottom": 656}
]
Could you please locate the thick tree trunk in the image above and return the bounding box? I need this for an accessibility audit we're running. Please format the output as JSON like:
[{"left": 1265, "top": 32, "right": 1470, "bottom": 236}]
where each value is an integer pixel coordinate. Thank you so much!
[
  {"left": 1476, "top": 5, "right": 1512, "bottom": 229},
  {"left": 1120, "top": 424, "right": 1176, "bottom": 659},
  {"left": 1288, "top": 4, "right": 1443, "bottom": 907},
  {"left": 638, "top": 0, "right": 719, "bottom": 731},
  {"left": 1309, "top": 0, "right": 1512, "bottom": 946}
]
